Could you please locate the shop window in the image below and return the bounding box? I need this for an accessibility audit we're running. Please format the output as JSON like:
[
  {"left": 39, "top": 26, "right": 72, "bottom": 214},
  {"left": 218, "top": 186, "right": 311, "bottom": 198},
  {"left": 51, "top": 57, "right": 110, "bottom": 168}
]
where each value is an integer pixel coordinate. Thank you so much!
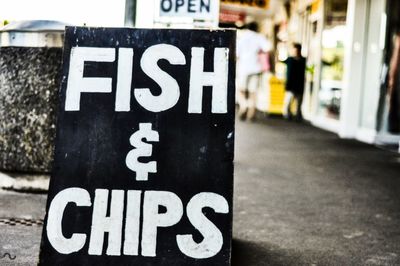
[{"left": 317, "top": 0, "right": 347, "bottom": 120}]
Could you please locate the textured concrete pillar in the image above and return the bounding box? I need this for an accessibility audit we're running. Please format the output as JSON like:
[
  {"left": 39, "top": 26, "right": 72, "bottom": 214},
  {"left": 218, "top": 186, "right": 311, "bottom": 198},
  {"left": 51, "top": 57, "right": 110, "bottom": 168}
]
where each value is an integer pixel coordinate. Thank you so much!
[{"left": 0, "top": 47, "right": 62, "bottom": 172}]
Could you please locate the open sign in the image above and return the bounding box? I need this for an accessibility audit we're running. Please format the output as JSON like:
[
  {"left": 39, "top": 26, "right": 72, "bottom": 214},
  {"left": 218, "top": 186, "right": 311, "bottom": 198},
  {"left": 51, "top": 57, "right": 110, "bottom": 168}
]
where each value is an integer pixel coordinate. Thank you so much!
[{"left": 159, "top": 0, "right": 220, "bottom": 21}]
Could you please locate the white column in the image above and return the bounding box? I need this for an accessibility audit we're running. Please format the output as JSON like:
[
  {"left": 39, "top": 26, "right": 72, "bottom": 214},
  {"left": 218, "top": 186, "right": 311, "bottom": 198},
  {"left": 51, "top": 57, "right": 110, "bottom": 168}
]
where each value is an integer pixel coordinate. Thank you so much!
[{"left": 338, "top": 0, "right": 369, "bottom": 138}]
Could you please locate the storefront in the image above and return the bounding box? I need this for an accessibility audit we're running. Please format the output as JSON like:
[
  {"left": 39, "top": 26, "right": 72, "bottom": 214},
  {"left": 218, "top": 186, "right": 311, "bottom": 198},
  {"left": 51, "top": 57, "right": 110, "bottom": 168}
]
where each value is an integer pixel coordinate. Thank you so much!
[
  {"left": 283, "top": 0, "right": 399, "bottom": 150},
  {"left": 340, "top": 0, "right": 385, "bottom": 142},
  {"left": 339, "top": 0, "right": 399, "bottom": 149},
  {"left": 304, "top": 0, "right": 347, "bottom": 132}
]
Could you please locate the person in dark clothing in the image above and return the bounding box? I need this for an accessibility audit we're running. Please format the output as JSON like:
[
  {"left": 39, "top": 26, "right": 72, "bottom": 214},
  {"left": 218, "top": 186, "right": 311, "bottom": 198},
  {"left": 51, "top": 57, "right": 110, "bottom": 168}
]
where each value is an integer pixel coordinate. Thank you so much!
[{"left": 283, "top": 43, "right": 306, "bottom": 121}]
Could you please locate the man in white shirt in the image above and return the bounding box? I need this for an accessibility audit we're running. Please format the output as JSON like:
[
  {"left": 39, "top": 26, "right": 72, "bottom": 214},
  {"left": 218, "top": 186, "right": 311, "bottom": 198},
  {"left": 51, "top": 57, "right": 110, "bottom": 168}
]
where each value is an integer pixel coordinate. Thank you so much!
[{"left": 236, "top": 22, "right": 271, "bottom": 121}]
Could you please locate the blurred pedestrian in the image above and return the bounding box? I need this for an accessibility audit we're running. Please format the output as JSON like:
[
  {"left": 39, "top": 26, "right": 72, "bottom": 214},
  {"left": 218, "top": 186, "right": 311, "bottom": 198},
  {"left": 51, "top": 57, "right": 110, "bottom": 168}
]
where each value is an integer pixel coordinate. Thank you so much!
[
  {"left": 236, "top": 22, "right": 271, "bottom": 121},
  {"left": 283, "top": 43, "right": 306, "bottom": 121}
]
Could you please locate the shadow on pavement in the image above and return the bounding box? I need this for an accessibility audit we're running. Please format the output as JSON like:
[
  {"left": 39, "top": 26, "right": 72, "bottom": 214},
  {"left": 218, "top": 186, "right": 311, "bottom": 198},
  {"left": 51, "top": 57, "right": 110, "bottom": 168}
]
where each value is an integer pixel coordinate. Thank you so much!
[{"left": 231, "top": 239, "right": 306, "bottom": 266}]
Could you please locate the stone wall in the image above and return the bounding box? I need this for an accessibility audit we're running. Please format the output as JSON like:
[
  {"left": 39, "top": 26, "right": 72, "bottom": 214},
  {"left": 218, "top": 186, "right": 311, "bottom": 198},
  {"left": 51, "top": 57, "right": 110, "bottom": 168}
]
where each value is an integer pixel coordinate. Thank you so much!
[{"left": 0, "top": 47, "right": 62, "bottom": 173}]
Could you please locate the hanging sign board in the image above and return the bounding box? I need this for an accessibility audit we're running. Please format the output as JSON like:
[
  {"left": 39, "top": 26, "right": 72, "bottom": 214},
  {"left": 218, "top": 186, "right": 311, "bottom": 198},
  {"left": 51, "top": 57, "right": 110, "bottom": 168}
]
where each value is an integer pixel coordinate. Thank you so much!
[
  {"left": 158, "top": 0, "right": 220, "bottom": 21},
  {"left": 38, "top": 27, "right": 236, "bottom": 265}
]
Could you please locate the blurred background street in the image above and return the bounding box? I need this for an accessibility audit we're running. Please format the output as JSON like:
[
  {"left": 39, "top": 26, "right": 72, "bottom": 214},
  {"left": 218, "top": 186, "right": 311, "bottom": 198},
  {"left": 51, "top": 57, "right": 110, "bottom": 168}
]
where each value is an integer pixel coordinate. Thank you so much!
[{"left": 1, "top": 117, "right": 400, "bottom": 265}]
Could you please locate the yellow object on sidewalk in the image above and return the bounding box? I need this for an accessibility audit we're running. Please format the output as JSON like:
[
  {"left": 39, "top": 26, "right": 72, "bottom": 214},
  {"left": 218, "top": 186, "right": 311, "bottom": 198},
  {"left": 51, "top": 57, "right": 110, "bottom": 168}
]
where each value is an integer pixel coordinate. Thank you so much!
[
  {"left": 268, "top": 76, "right": 297, "bottom": 115},
  {"left": 268, "top": 76, "right": 286, "bottom": 114}
]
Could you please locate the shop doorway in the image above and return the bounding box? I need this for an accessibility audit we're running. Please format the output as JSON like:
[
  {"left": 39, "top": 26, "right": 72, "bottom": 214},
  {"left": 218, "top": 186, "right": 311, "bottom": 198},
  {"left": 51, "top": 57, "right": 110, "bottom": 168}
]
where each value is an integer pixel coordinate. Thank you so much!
[
  {"left": 317, "top": 0, "right": 347, "bottom": 120},
  {"left": 375, "top": 0, "right": 400, "bottom": 147}
]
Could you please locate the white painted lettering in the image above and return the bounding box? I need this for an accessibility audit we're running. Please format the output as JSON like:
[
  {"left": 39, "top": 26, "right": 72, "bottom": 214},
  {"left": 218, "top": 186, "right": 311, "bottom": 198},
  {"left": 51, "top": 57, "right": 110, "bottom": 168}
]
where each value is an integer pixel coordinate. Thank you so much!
[
  {"left": 88, "top": 189, "right": 124, "bottom": 256},
  {"left": 126, "top": 123, "right": 160, "bottom": 181},
  {"left": 123, "top": 190, "right": 142, "bottom": 255},
  {"left": 46, "top": 187, "right": 91, "bottom": 254},
  {"left": 47, "top": 189, "right": 230, "bottom": 258},
  {"left": 134, "top": 44, "right": 186, "bottom": 112},
  {"left": 65, "top": 47, "right": 115, "bottom": 111},
  {"left": 115, "top": 48, "right": 134, "bottom": 111},
  {"left": 64, "top": 45, "right": 230, "bottom": 114},
  {"left": 176, "top": 192, "right": 229, "bottom": 258},
  {"left": 141, "top": 191, "right": 183, "bottom": 257},
  {"left": 188, "top": 47, "right": 229, "bottom": 113}
]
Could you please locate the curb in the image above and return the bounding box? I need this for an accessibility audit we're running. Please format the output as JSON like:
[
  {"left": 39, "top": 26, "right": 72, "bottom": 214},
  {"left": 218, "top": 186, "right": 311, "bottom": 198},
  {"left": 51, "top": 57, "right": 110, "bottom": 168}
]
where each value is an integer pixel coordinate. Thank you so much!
[{"left": 0, "top": 172, "right": 49, "bottom": 193}]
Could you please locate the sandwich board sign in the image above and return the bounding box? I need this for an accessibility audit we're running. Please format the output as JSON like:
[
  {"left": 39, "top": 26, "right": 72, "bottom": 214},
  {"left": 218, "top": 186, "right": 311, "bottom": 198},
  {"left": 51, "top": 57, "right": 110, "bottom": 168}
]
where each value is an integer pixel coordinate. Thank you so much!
[{"left": 39, "top": 27, "right": 235, "bottom": 265}]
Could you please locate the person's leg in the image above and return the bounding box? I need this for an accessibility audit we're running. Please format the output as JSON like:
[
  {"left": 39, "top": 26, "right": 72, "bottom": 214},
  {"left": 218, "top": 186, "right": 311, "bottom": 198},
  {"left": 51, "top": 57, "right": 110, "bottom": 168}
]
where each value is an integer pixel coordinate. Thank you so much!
[
  {"left": 295, "top": 92, "right": 304, "bottom": 121},
  {"left": 247, "top": 91, "right": 257, "bottom": 120},
  {"left": 246, "top": 74, "right": 260, "bottom": 121},
  {"left": 238, "top": 91, "right": 248, "bottom": 120},
  {"left": 283, "top": 91, "right": 293, "bottom": 119},
  {"left": 237, "top": 75, "right": 249, "bottom": 120}
]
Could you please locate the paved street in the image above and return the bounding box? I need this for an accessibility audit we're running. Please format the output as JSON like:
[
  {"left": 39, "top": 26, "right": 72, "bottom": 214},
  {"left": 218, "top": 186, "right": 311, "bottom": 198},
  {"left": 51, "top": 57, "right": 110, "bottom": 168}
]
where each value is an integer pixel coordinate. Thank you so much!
[
  {"left": 232, "top": 118, "right": 400, "bottom": 265},
  {"left": 1, "top": 117, "right": 400, "bottom": 265},
  {"left": 0, "top": 189, "right": 46, "bottom": 265}
]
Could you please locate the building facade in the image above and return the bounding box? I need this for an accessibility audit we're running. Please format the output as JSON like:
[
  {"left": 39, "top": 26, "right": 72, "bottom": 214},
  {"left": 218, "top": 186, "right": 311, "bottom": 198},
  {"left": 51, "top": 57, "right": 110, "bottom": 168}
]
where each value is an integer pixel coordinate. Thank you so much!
[{"left": 280, "top": 0, "right": 400, "bottom": 150}]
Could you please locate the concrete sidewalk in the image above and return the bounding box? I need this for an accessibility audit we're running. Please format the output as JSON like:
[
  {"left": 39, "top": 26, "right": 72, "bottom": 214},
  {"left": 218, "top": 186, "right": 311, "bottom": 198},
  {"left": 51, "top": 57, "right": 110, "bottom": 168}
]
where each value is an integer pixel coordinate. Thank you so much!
[
  {"left": 232, "top": 117, "right": 400, "bottom": 265},
  {"left": 0, "top": 172, "right": 49, "bottom": 193},
  {"left": 1, "top": 116, "right": 400, "bottom": 265}
]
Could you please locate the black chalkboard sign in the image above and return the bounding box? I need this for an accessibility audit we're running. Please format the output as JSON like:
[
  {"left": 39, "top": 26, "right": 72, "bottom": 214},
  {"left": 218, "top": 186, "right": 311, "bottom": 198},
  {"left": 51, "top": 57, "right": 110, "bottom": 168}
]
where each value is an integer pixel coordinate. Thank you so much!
[{"left": 39, "top": 27, "right": 235, "bottom": 265}]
